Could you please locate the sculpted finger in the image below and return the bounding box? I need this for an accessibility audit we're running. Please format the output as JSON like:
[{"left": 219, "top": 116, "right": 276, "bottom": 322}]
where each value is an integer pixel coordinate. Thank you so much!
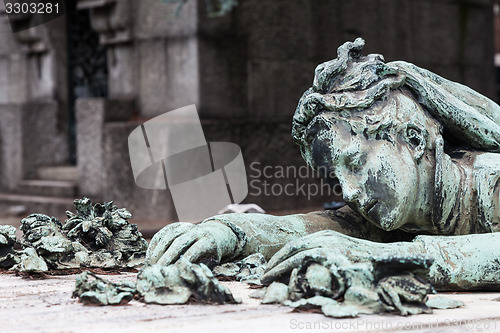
[
  {"left": 182, "top": 238, "right": 219, "bottom": 263},
  {"left": 261, "top": 252, "right": 310, "bottom": 285},
  {"left": 146, "top": 223, "right": 195, "bottom": 264},
  {"left": 157, "top": 231, "right": 202, "bottom": 266},
  {"left": 262, "top": 248, "right": 330, "bottom": 285},
  {"left": 148, "top": 222, "right": 193, "bottom": 252},
  {"left": 266, "top": 233, "right": 333, "bottom": 270}
]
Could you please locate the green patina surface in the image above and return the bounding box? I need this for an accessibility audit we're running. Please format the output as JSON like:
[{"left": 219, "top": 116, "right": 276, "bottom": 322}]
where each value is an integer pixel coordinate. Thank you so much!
[
  {"left": 0, "top": 198, "right": 148, "bottom": 272},
  {"left": 0, "top": 225, "right": 17, "bottom": 269},
  {"left": 144, "top": 38, "right": 500, "bottom": 316},
  {"left": 5, "top": 38, "right": 500, "bottom": 317},
  {"left": 73, "top": 258, "right": 242, "bottom": 306},
  {"left": 73, "top": 271, "right": 136, "bottom": 306}
]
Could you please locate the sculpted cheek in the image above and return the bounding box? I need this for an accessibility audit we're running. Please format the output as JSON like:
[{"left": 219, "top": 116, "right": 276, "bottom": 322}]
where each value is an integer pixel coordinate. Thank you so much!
[
  {"left": 362, "top": 168, "right": 401, "bottom": 230},
  {"left": 367, "top": 205, "right": 382, "bottom": 225},
  {"left": 310, "top": 134, "right": 337, "bottom": 169},
  {"left": 365, "top": 169, "right": 397, "bottom": 205}
]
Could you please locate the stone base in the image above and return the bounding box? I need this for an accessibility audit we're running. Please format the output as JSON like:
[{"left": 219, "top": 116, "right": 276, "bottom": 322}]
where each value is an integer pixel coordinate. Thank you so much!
[{"left": 0, "top": 271, "right": 498, "bottom": 333}]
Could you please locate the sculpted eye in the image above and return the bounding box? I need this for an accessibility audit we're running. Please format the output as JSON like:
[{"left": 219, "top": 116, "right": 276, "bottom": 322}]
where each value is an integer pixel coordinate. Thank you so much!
[{"left": 345, "top": 153, "right": 366, "bottom": 174}]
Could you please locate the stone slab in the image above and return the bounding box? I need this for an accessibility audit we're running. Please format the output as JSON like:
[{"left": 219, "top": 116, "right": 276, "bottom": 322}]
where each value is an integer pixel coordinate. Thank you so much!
[
  {"left": 15, "top": 180, "right": 77, "bottom": 198},
  {"left": 76, "top": 98, "right": 135, "bottom": 198},
  {"left": 37, "top": 166, "right": 78, "bottom": 182},
  {"left": 75, "top": 97, "right": 105, "bottom": 198},
  {"left": 0, "top": 272, "right": 500, "bottom": 333},
  {"left": 0, "top": 193, "right": 75, "bottom": 221}
]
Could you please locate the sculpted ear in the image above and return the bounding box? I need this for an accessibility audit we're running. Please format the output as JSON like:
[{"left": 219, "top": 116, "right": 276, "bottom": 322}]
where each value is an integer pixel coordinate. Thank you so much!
[{"left": 405, "top": 124, "right": 427, "bottom": 161}]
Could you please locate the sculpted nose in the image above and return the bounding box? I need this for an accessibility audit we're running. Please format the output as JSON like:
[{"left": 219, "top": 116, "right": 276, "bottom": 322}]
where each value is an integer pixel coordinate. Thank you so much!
[{"left": 342, "top": 184, "right": 362, "bottom": 203}]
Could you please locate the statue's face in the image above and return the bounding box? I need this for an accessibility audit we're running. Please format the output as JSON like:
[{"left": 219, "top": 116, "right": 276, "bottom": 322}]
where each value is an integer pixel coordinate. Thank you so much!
[{"left": 306, "top": 94, "right": 435, "bottom": 231}]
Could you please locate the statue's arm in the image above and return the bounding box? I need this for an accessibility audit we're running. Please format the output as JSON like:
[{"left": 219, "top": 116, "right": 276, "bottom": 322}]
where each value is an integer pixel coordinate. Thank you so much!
[
  {"left": 261, "top": 229, "right": 500, "bottom": 291},
  {"left": 146, "top": 206, "right": 411, "bottom": 265},
  {"left": 414, "top": 233, "right": 500, "bottom": 290},
  {"left": 201, "top": 206, "right": 413, "bottom": 260}
]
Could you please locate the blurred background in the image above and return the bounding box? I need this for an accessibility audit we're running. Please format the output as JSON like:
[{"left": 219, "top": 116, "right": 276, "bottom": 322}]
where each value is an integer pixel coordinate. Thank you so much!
[{"left": 0, "top": 0, "right": 498, "bottom": 236}]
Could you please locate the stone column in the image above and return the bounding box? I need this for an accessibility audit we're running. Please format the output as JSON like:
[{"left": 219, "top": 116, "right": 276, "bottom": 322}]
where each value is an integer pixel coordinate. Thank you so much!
[
  {"left": 134, "top": 0, "right": 200, "bottom": 117},
  {"left": 0, "top": 105, "right": 23, "bottom": 190},
  {"left": 76, "top": 98, "right": 134, "bottom": 198}
]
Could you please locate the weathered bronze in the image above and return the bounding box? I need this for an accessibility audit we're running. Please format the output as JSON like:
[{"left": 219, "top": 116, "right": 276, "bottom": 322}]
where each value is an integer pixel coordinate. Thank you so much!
[
  {"left": 1, "top": 198, "right": 148, "bottom": 272},
  {"left": 73, "top": 259, "right": 241, "bottom": 306},
  {"left": 147, "top": 38, "right": 500, "bottom": 315},
  {"left": 73, "top": 271, "right": 136, "bottom": 306},
  {"left": 136, "top": 259, "right": 240, "bottom": 305},
  {"left": 0, "top": 225, "right": 17, "bottom": 268}
]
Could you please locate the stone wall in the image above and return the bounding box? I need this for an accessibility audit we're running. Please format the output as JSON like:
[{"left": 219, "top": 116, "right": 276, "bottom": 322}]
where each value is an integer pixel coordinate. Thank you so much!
[
  {"left": 89, "top": 0, "right": 495, "bottom": 122},
  {"left": 75, "top": 0, "right": 495, "bottom": 221},
  {"left": 0, "top": 102, "right": 68, "bottom": 189},
  {"left": 102, "top": 121, "right": 177, "bottom": 221},
  {"left": 194, "top": 0, "right": 496, "bottom": 213},
  {"left": 197, "top": 0, "right": 496, "bottom": 121},
  {"left": 0, "top": 0, "right": 495, "bottom": 222},
  {"left": 21, "top": 101, "right": 69, "bottom": 178}
]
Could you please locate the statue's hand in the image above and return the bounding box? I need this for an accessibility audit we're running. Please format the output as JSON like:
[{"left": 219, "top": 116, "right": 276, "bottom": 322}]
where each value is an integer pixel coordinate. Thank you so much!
[
  {"left": 262, "top": 230, "right": 378, "bottom": 284},
  {"left": 146, "top": 221, "right": 238, "bottom": 266}
]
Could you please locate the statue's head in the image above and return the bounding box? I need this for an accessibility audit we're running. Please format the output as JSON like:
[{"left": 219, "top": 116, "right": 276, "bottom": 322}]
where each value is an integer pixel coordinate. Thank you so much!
[{"left": 293, "top": 38, "right": 500, "bottom": 232}]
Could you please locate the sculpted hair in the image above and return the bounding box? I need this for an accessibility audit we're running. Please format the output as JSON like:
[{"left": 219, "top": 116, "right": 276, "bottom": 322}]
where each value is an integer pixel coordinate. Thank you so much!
[{"left": 293, "top": 38, "right": 500, "bottom": 163}]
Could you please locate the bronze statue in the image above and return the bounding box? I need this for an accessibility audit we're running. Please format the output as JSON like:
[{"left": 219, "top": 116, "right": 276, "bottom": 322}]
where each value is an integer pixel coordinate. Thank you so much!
[{"left": 147, "top": 38, "right": 500, "bottom": 295}]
